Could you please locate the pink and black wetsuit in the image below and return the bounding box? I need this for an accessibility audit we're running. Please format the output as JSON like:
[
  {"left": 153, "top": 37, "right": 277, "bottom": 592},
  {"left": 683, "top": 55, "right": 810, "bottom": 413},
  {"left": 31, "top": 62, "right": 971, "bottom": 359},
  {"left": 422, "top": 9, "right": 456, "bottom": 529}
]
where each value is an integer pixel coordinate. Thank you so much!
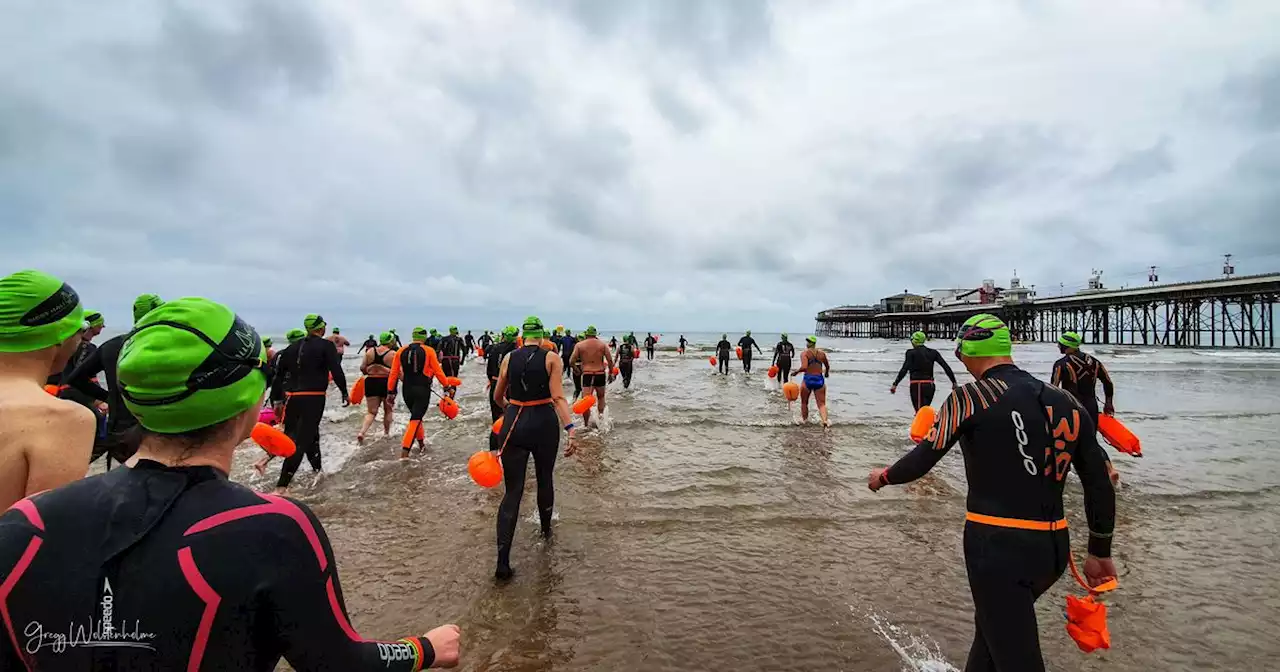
[{"left": 0, "top": 460, "right": 435, "bottom": 671}]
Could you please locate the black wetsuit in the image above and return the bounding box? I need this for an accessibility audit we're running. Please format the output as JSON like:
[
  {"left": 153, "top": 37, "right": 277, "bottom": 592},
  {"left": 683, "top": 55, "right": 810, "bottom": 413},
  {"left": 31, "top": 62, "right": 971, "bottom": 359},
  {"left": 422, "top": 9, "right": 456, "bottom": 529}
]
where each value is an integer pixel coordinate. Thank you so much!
[
  {"left": 716, "top": 340, "right": 732, "bottom": 375},
  {"left": 270, "top": 335, "right": 347, "bottom": 489},
  {"left": 359, "top": 338, "right": 377, "bottom": 353},
  {"left": 772, "top": 341, "right": 796, "bottom": 383},
  {"left": 644, "top": 337, "right": 656, "bottom": 360},
  {"left": 494, "top": 345, "right": 561, "bottom": 576},
  {"left": 485, "top": 341, "right": 515, "bottom": 451},
  {"left": 617, "top": 343, "right": 636, "bottom": 388},
  {"left": 391, "top": 343, "right": 445, "bottom": 452},
  {"left": 60, "top": 335, "right": 137, "bottom": 463},
  {"left": 892, "top": 345, "right": 958, "bottom": 411},
  {"left": 465, "top": 333, "right": 475, "bottom": 351},
  {"left": 609, "top": 337, "right": 617, "bottom": 351},
  {"left": 737, "top": 336, "right": 762, "bottom": 372},
  {"left": 884, "top": 364, "right": 1116, "bottom": 672},
  {"left": 678, "top": 337, "right": 687, "bottom": 353},
  {"left": 560, "top": 335, "right": 581, "bottom": 397},
  {"left": 438, "top": 335, "right": 466, "bottom": 379},
  {"left": 426, "top": 335, "right": 441, "bottom": 351},
  {"left": 0, "top": 460, "right": 438, "bottom": 671},
  {"left": 1052, "top": 352, "right": 1114, "bottom": 428},
  {"left": 478, "top": 333, "right": 492, "bottom": 351},
  {"left": 393, "top": 334, "right": 403, "bottom": 348}
]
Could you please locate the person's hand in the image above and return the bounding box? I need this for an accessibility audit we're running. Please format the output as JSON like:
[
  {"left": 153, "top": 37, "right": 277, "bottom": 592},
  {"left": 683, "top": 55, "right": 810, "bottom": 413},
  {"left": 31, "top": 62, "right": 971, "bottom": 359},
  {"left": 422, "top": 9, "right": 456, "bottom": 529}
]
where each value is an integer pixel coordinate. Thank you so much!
[
  {"left": 889, "top": 386, "right": 897, "bottom": 394},
  {"left": 1104, "top": 401, "right": 1115, "bottom": 416},
  {"left": 952, "top": 383, "right": 958, "bottom": 390},
  {"left": 564, "top": 429, "right": 578, "bottom": 457},
  {"left": 95, "top": 401, "right": 109, "bottom": 413},
  {"left": 867, "top": 468, "right": 888, "bottom": 492},
  {"left": 1083, "top": 555, "right": 1117, "bottom": 589},
  {"left": 424, "top": 624, "right": 461, "bottom": 668}
]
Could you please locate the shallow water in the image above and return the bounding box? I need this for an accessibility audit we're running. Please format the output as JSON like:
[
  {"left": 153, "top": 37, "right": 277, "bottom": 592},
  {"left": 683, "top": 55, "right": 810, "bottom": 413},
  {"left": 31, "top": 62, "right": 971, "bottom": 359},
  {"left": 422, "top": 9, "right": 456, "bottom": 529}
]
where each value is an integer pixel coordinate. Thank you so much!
[{"left": 232, "top": 336, "right": 1280, "bottom": 671}]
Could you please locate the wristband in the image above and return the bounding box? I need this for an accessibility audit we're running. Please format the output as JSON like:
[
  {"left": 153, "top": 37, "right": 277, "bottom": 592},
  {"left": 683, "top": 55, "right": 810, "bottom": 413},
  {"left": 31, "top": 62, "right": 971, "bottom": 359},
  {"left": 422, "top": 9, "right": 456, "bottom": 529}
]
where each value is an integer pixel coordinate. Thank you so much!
[{"left": 564, "top": 423, "right": 575, "bottom": 432}]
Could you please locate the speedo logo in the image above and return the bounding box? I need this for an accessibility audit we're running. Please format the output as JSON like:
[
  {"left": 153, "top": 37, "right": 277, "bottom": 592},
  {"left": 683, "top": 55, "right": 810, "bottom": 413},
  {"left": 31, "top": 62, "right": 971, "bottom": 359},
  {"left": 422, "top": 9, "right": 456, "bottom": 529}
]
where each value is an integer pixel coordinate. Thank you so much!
[
  {"left": 20, "top": 284, "right": 80, "bottom": 326},
  {"left": 377, "top": 641, "right": 418, "bottom": 667}
]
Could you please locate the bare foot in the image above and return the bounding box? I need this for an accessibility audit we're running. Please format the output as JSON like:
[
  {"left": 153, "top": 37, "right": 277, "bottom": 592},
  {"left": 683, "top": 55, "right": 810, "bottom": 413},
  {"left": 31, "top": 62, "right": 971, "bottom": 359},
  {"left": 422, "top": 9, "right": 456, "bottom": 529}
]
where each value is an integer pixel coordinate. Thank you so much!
[
  {"left": 356, "top": 434, "right": 365, "bottom": 445},
  {"left": 253, "top": 460, "right": 268, "bottom": 477}
]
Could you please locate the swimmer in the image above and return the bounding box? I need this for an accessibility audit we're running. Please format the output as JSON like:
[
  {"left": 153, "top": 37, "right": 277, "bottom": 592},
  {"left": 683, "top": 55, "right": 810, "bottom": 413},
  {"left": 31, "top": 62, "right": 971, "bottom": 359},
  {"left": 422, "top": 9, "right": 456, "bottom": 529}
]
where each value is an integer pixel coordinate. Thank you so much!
[
  {"left": 616, "top": 339, "right": 637, "bottom": 388},
  {"left": 485, "top": 327, "right": 519, "bottom": 451},
  {"left": 890, "top": 331, "right": 958, "bottom": 411},
  {"left": 427, "top": 328, "right": 442, "bottom": 350},
  {"left": 326, "top": 327, "right": 351, "bottom": 356},
  {"left": 1054, "top": 331, "right": 1121, "bottom": 485},
  {"left": 791, "top": 336, "right": 830, "bottom": 427},
  {"left": 390, "top": 328, "right": 403, "bottom": 348},
  {"left": 49, "top": 309, "right": 105, "bottom": 416},
  {"left": 568, "top": 326, "right": 614, "bottom": 425},
  {"left": 644, "top": 333, "right": 656, "bottom": 360},
  {"left": 771, "top": 333, "right": 796, "bottom": 384},
  {"left": 0, "top": 296, "right": 463, "bottom": 670},
  {"left": 269, "top": 314, "right": 349, "bottom": 493},
  {"left": 388, "top": 327, "right": 448, "bottom": 459},
  {"left": 438, "top": 326, "right": 467, "bottom": 398},
  {"left": 478, "top": 330, "right": 493, "bottom": 352},
  {"left": 560, "top": 329, "right": 580, "bottom": 398},
  {"left": 358, "top": 334, "right": 377, "bottom": 353},
  {"left": 356, "top": 332, "right": 398, "bottom": 443},
  {"left": 715, "top": 334, "right": 732, "bottom": 375},
  {"left": 491, "top": 316, "right": 577, "bottom": 580},
  {"left": 609, "top": 335, "right": 618, "bottom": 351},
  {"left": 678, "top": 335, "right": 687, "bottom": 354},
  {"left": 868, "top": 314, "right": 1117, "bottom": 672},
  {"left": 0, "top": 270, "right": 95, "bottom": 509},
  {"left": 465, "top": 330, "right": 475, "bottom": 352},
  {"left": 253, "top": 327, "right": 306, "bottom": 476},
  {"left": 737, "top": 331, "right": 763, "bottom": 373}
]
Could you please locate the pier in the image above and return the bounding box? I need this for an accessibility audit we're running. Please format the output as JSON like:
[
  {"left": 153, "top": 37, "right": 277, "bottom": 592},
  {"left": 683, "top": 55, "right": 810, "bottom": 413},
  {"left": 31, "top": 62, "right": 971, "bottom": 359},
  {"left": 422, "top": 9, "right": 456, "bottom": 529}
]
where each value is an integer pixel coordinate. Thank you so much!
[{"left": 816, "top": 273, "right": 1280, "bottom": 348}]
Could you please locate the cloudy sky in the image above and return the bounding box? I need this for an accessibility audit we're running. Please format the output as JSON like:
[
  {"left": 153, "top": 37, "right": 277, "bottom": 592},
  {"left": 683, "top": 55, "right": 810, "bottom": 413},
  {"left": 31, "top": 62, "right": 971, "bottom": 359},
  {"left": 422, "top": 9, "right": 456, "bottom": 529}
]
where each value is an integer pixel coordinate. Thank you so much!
[{"left": 4, "top": 0, "right": 1279, "bottom": 334}]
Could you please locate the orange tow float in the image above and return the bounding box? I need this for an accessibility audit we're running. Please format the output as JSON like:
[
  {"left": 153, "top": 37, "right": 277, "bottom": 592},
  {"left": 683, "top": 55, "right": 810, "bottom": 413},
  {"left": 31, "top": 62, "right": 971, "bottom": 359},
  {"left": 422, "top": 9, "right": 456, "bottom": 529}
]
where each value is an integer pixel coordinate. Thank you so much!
[
  {"left": 349, "top": 377, "right": 366, "bottom": 405},
  {"left": 467, "top": 451, "right": 503, "bottom": 488},
  {"left": 572, "top": 394, "right": 596, "bottom": 415},
  {"left": 909, "top": 406, "right": 936, "bottom": 443},
  {"left": 251, "top": 422, "right": 297, "bottom": 458},
  {"left": 782, "top": 381, "right": 800, "bottom": 401},
  {"left": 1097, "top": 415, "right": 1142, "bottom": 457},
  {"left": 438, "top": 396, "right": 460, "bottom": 419}
]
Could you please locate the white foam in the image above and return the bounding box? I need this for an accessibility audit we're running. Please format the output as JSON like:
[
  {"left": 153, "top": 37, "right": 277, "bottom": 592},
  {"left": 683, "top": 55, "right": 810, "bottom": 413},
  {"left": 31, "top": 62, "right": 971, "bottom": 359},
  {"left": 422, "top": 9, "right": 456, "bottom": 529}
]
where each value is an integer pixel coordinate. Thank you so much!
[{"left": 861, "top": 608, "right": 959, "bottom": 672}]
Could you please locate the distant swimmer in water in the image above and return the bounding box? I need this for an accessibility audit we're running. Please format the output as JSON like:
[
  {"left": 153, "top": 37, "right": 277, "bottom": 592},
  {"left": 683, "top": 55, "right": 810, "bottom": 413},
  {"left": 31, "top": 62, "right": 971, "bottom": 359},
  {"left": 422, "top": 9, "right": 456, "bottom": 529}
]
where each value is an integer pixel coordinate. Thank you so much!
[
  {"left": 772, "top": 333, "right": 796, "bottom": 384},
  {"left": 715, "top": 334, "right": 732, "bottom": 374},
  {"left": 569, "top": 326, "right": 614, "bottom": 425},
  {"left": 737, "top": 331, "right": 763, "bottom": 373},
  {"left": 486, "top": 327, "right": 519, "bottom": 451},
  {"left": 1053, "top": 331, "right": 1121, "bottom": 485},
  {"left": 609, "top": 335, "right": 618, "bottom": 351},
  {"left": 264, "top": 337, "right": 276, "bottom": 362},
  {"left": 326, "top": 327, "right": 351, "bottom": 356},
  {"left": 359, "top": 334, "right": 377, "bottom": 353},
  {"left": 644, "top": 333, "right": 656, "bottom": 360},
  {"left": 253, "top": 328, "right": 306, "bottom": 476},
  {"left": 491, "top": 316, "right": 578, "bottom": 580},
  {"left": 0, "top": 270, "right": 94, "bottom": 509},
  {"left": 560, "top": 329, "right": 581, "bottom": 398},
  {"left": 891, "top": 331, "right": 958, "bottom": 411},
  {"left": 388, "top": 327, "right": 448, "bottom": 459},
  {"left": 616, "top": 339, "right": 637, "bottom": 388},
  {"left": 478, "top": 330, "right": 493, "bottom": 352},
  {"left": 438, "top": 326, "right": 467, "bottom": 398},
  {"left": 270, "top": 314, "right": 349, "bottom": 494},
  {"left": 357, "top": 331, "right": 398, "bottom": 443},
  {"left": 426, "top": 328, "right": 441, "bottom": 350},
  {"left": 465, "top": 330, "right": 475, "bottom": 352},
  {"left": 792, "top": 336, "right": 831, "bottom": 427},
  {"left": 0, "top": 296, "right": 464, "bottom": 671},
  {"left": 868, "top": 314, "right": 1117, "bottom": 672},
  {"left": 390, "top": 328, "right": 403, "bottom": 348},
  {"left": 678, "top": 335, "right": 687, "bottom": 354}
]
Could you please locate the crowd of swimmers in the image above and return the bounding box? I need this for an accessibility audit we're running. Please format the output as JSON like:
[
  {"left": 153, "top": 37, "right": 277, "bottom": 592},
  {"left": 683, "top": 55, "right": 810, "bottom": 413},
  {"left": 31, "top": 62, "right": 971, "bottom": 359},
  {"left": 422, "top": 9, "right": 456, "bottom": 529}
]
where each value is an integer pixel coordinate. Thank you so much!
[{"left": 0, "top": 268, "right": 1120, "bottom": 671}]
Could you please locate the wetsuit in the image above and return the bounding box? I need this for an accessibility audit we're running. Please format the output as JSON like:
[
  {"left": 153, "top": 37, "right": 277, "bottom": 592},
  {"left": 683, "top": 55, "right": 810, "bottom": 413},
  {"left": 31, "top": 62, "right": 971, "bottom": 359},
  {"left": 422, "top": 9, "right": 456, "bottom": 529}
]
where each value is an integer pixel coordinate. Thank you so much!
[
  {"left": 716, "top": 340, "right": 732, "bottom": 375},
  {"left": 485, "top": 341, "right": 515, "bottom": 451},
  {"left": 1052, "top": 352, "right": 1115, "bottom": 430},
  {"left": 478, "top": 333, "right": 492, "bottom": 352},
  {"left": 437, "top": 334, "right": 466, "bottom": 379},
  {"left": 883, "top": 364, "right": 1116, "bottom": 672},
  {"left": 62, "top": 335, "right": 135, "bottom": 463},
  {"left": 892, "top": 345, "right": 958, "bottom": 411},
  {"left": 464, "top": 333, "right": 475, "bottom": 351},
  {"left": 678, "top": 337, "right": 687, "bottom": 354},
  {"left": 644, "top": 337, "right": 656, "bottom": 360},
  {"left": 737, "top": 336, "right": 762, "bottom": 373},
  {"left": 426, "top": 334, "right": 441, "bottom": 351},
  {"left": 363, "top": 346, "right": 395, "bottom": 399},
  {"left": 393, "top": 334, "right": 403, "bottom": 348},
  {"left": 359, "top": 337, "right": 377, "bottom": 353},
  {"left": 609, "top": 337, "right": 617, "bottom": 351},
  {"left": 0, "top": 461, "right": 438, "bottom": 671},
  {"left": 560, "top": 335, "right": 581, "bottom": 397},
  {"left": 389, "top": 342, "right": 447, "bottom": 452},
  {"left": 494, "top": 345, "right": 561, "bottom": 572},
  {"left": 772, "top": 341, "right": 796, "bottom": 384},
  {"left": 617, "top": 343, "right": 636, "bottom": 388},
  {"left": 271, "top": 335, "right": 347, "bottom": 489}
]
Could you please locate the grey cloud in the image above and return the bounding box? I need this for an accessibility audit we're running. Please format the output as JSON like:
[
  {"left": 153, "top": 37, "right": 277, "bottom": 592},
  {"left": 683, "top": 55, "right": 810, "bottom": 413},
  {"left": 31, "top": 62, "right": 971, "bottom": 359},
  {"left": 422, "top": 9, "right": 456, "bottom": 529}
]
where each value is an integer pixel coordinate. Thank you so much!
[
  {"left": 649, "top": 85, "right": 706, "bottom": 134},
  {"left": 1096, "top": 136, "right": 1174, "bottom": 184},
  {"left": 110, "top": 125, "right": 201, "bottom": 187},
  {"left": 1210, "top": 56, "right": 1280, "bottom": 131}
]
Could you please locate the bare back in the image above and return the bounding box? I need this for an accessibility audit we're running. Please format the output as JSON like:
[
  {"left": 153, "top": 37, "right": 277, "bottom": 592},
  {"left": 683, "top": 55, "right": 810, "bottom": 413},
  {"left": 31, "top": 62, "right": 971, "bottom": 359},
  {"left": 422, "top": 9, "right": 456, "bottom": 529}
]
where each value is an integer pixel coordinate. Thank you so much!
[
  {"left": 0, "top": 382, "right": 94, "bottom": 508},
  {"left": 571, "top": 337, "right": 611, "bottom": 374},
  {"left": 362, "top": 346, "right": 393, "bottom": 377},
  {"left": 802, "top": 348, "right": 829, "bottom": 375}
]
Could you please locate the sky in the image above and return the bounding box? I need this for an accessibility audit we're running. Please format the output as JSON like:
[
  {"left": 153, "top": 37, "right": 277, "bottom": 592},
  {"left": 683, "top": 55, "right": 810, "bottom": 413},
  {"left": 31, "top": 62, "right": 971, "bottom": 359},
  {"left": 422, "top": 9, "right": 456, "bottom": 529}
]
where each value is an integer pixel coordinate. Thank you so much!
[{"left": 4, "top": 0, "right": 1279, "bottom": 334}]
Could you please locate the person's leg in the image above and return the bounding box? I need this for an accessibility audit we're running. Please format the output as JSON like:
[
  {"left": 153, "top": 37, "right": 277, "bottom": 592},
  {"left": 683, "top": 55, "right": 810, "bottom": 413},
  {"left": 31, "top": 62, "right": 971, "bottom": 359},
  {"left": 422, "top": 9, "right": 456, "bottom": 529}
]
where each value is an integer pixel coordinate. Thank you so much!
[
  {"left": 920, "top": 383, "right": 936, "bottom": 409},
  {"left": 799, "top": 387, "right": 811, "bottom": 422},
  {"left": 622, "top": 364, "right": 632, "bottom": 388},
  {"left": 489, "top": 391, "right": 503, "bottom": 452},
  {"left": 815, "top": 385, "right": 829, "bottom": 426},
  {"left": 382, "top": 395, "right": 394, "bottom": 434},
  {"left": 530, "top": 419, "right": 560, "bottom": 537},
  {"left": 400, "top": 386, "right": 430, "bottom": 458},
  {"left": 496, "top": 444, "right": 532, "bottom": 579},
  {"left": 572, "top": 370, "right": 582, "bottom": 400},
  {"left": 276, "top": 395, "right": 313, "bottom": 491},
  {"left": 596, "top": 384, "right": 607, "bottom": 417},
  {"left": 358, "top": 396, "right": 380, "bottom": 441},
  {"left": 743, "top": 352, "right": 751, "bottom": 372},
  {"left": 962, "top": 526, "right": 1062, "bottom": 672}
]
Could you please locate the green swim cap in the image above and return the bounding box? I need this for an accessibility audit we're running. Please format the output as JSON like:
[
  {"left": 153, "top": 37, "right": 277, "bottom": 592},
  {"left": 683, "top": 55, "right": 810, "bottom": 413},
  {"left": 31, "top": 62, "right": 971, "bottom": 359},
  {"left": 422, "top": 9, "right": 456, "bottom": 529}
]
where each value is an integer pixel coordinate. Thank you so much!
[
  {"left": 85, "top": 311, "right": 105, "bottom": 329},
  {"left": 0, "top": 270, "right": 85, "bottom": 354},
  {"left": 522, "top": 316, "right": 546, "bottom": 338},
  {"left": 722, "top": 334, "right": 728, "bottom": 340},
  {"left": 911, "top": 331, "right": 926, "bottom": 345},
  {"left": 806, "top": 336, "right": 817, "bottom": 345},
  {"left": 286, "top": 328, "right": 305, "bottom": 344},
  {"left": 333, "top": 327, "right": 340, "bottom": 334},
  {"left": 379, "top": 331, "right": 395, "bottom": 346},
  {"left": 412, "top": 326, "right": 428, "bottom": 340},
  {"left": 584, "top": 325, "right": 598, "bottom": 337},
  {"left": 781, "top": 333, "right": 788, "bottom": 341},
  {"left": 1059, "top": 331, "right": 1082, "bottom": 349},
  {"left": 303, "top": 314, "right": 326, "bottom": 331},
  {"left": 450, "top": 325, "right": 458, "bottom": 334},
  {"left": 956, "top": 314, "right": 1012, "bottom": 358},
  {"left": 133, "top": 293, "right": 164, "bottom": 325},
  {"left": 263, "top": 337, "right": 273, "bottom": 347},
  {"left": 118, "top": 297, "right": 267, "bottom": 434},
  {"left": 746, "top": 330, "right": 751, "bottom": 336}
]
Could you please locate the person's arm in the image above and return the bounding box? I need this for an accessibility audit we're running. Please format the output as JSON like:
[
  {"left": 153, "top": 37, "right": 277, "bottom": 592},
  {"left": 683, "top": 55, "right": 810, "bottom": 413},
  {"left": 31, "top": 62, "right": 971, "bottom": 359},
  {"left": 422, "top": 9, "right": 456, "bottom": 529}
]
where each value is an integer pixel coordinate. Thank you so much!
[
  {"left": 1070, "top": 412, "right": 1116, "bottom": 560},
  {"left": 891, "top": 352, "right": 910, "bottom": 388},
  {"left": 1051, "top": 359, "right": 1073, "bottom": 390},
  {"left": 604, "top": 345, "right": 615, "bottom": 370},
  {"left": 753, "top": 340, "right": 763, "bottom": 355},
  {"left": 387, "top": 347, "right": 405, "bottom": 392},
  {"left": 934, "top": 349, "right": 958, "bottom": 386},
  {"left": 269, "top": 501, "right": 459, "bottom": 670},
  {"left": 27, "top": 404, "right": 94, "bottom": 495},
  {"left": 62, "top": 341, "right": 110, "bottom": 402},
  {"left": 270, "top": 351, "right": 289, "bottom": 401},
  {"left": 792, "top": 351, "right": 806, "bottom": 376},
  {"left": 326, "top": 343, "right": 349, "bottom": 402},
  {"left": 360, "top": 350, "right": 373, "bottom": 375},
  {"left": 569, "top": 344, "right": 582, "bottom": 369},
  {"left": 426, "top": 348, "right": 448, "bottom": 387},
  {"left": 874, "top": 389, "right": 968, "bottom": 487},
  {"left": 493, "top": 356, "right": 510, "bottom": 411},
  {"left": 546, "top": 354, "right": 574, "bottom": 430},
  {"left": 1097, "top": 360, "right": 1116, "bottom": 413},
  {"left": 822, "top": 352, "right": 830, "bottom": 377}
]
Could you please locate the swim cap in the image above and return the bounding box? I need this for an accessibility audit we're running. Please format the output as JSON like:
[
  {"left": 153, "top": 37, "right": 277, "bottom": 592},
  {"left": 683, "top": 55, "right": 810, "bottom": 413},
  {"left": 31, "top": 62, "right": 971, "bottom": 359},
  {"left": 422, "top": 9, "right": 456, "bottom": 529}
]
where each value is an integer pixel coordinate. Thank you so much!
[
  {"left": 911, "top": 331, "right": 926, "bottom": 346},
  {"left": 118, "top": 297, "right": 267, "bottom": 434},
  {"left": 722, "top": 334, "right": 728, "bottom": 340},
  {"left": 781, "top": 333, "right": 788, "bottom": 341},
  {"left": 449, "top": 326, "right": 458, "bottom": 335},
  {"left": 333, "top": 327, "right": 340, "bottom": 334},
  {"left": 286, "top": 329, "right": 305, "bottom": 344},
  {"left": 263, "top": 337, "right": 273, "bottom": 347},
  {"left": 955, "top": 314, "right": 1012, "bottom": 358},
  {"left": 522, "top": 316, "right": 546, "bottom": 339},
  {"left": 390, "top": 328, "right": 398, "bottom": 334},
  {"left": 303, "top": 314, "right": 326, "bottom": 331},
  {"left": 746, "top": 330, "right": 751, "bottom": 336},
  {"left": 133, "top": 293, "right": 164, "bottom": 325},
  {"left": 412, "top": 326, "right": 428, "bottom": 340},
  {"left": 0, "top": 270, "right": 85, "bottom": 354},
  {"left": 379, "top": 331, "right": 394, "bottom": 346},
  {"left": 85, "top": 311, "right": 105, "bottom": 329},
  {"left": 1059, "top": 331, "right": 1082, "bottom": 349},
  {"left": 584, "top": 325, "right": 598, "bottom": 337},
  {"left": 502, "top": 326, "right": 519, "bottom": 342},
  {"left": 806, "top": 336, "right": 817, "bottom": 345}
]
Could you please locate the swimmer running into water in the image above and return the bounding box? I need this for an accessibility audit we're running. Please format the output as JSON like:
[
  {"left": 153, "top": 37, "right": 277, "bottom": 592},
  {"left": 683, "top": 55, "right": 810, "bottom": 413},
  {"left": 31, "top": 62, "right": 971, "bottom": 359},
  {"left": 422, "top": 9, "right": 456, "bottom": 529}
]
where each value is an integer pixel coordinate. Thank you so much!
[
  {"left": 771, "top": 333, "right": 795, "bottom": 384},
  {"left": 678, "top": 335, "right": 687, "bottom": 354},
  {"left": 356, "top": 332, "right": 397, "bottom": 444},
  {"left": 1054, "top": 331, "right": 1122, "bottom": 486},
  {"left": 326, "top": 327, "right": 350, "bottom": 357},
  {"left": 715, "top": 335, "right": 732, "bottom": 375},
  {"left": 737, "top": 331, "right": 763, "bottom": 373},
  {"left": 792, "top": 336, "right": 831, "bottom": 427},
  {"left": 569, "top": 326, "right": 614, "bottom": 426},
  {"left": 891, "top": 331, "right": 958, "bottom": 410},
  {"left": 388, "top": 327, "right": 448, "bottom": 459}
]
